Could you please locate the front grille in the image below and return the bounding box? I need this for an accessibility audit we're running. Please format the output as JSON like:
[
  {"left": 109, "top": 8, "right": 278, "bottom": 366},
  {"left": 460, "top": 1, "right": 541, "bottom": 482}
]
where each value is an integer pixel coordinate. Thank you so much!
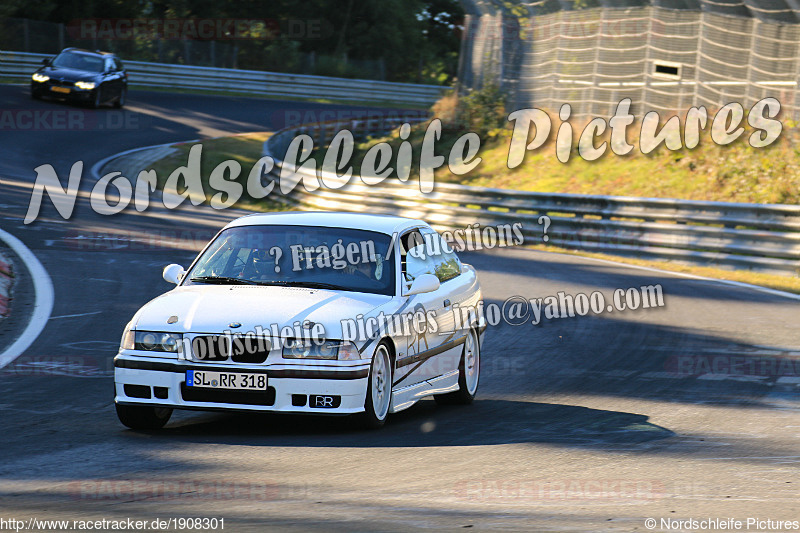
[
  {"left": 50, "top": 79, "right": 75, "bottom": 87},
  {"left": 191, "top": 336, "right": 229, "bottom": 361},
  {"left": 180, "top": 383, "right": 276, "bottom": 406},
  {"left": 232, "top": 346, "right": 269, "bottom": 364},
  {"left": 191, "top": 335, "right": 271, "bottom": 364}
]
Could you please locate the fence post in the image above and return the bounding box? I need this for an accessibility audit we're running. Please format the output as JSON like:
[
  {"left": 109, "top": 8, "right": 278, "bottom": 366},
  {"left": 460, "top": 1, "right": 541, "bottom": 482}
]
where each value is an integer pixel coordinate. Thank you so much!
[
  {"left": 641, "top": 7, "right": 653, "bottom": 116},
  {"left": 692, "top": 13, "right": 703, "bottom": 109},
  {"left": 744, "top": 18, "right": 757, "bottom": 110},
  {"left": 590, "top": 10, "right": 604, "bottom": 117}
]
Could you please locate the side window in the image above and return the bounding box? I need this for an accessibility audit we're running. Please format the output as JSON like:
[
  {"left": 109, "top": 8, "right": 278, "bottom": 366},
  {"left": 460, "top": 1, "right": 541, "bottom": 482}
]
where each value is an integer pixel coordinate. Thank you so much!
[
  {"left": 406, "top": 245, "right": 437, "bottom": 280},
  {"left": 401, "top": 229, "right": 435, "bottom": 285},
  {"left": 421, "top": 229, "right": 461, "bottom": 283}
]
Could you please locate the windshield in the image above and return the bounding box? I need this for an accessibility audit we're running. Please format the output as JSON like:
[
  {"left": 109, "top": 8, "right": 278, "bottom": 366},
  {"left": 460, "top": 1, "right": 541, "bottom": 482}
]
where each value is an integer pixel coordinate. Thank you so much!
[
  {"left": 52, "top": 52, "right": 105, "bottom": 73},
  {"left": 184, "top": 225, "right": 396, "bottom": 296}
]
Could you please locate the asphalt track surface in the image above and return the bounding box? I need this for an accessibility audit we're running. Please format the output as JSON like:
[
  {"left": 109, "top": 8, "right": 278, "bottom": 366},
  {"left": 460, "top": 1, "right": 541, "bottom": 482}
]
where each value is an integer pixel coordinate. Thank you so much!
[{"left": 0, "top": 84, "right": 799, "bottom": 532}]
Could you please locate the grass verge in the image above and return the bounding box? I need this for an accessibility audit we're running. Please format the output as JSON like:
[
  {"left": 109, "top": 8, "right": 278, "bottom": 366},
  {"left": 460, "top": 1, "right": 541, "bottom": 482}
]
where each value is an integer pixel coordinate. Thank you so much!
[{"left": 146, "top": 132, "right": 289, "bottom": 212}]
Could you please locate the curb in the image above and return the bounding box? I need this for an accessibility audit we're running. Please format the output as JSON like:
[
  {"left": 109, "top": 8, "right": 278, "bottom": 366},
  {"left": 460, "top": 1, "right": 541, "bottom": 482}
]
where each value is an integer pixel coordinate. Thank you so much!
[
  {"left": 0, "top": 251, "right": 13, "bottom": 319},
  {"left": 0, "top": 228, "right": 54, "bottom": 369}
]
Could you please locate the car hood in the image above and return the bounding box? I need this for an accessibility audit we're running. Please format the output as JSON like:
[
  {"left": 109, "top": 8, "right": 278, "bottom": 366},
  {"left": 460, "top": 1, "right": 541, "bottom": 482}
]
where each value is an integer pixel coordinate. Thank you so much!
[
  {"left": 131, "top": 285, "right": 395, "bottom": 340},
  {"left": 40, "top": 66, "right": 98, "bottom": 82}
]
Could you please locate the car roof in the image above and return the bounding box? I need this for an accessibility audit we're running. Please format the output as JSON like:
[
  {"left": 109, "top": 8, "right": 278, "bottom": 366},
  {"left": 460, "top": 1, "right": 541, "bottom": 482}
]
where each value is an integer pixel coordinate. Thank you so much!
[
  {"left": 60, "top": 47, "right": 116, "bottom": 58},
  {"left": 225, "top": 211, "right": 427, "bottom": 235}
]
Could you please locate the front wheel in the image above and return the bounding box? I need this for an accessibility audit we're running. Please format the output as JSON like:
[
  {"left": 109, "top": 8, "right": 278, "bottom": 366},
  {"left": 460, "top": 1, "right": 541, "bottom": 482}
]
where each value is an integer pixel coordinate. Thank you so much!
[
  {"left": 91, "top": 87, "right": 102, "bottom": 109},
  {"left": 116, "top": 403, "right": 172, "bottom": 430},
  {"left": 434, "top": 328, "right": 480, "bottom": 405},
  {"left": 114, "top": 87, "right": 126, "bottom": 108},
  {"left": 359, "top": 342, "right": 393, "bottom": 429}
]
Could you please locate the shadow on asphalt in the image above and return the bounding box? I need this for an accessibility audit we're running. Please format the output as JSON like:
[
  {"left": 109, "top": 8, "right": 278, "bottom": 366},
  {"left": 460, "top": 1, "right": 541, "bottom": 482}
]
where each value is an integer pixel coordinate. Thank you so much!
[{"left": 138, "top": 398, "right": 674, "bottom": 448}]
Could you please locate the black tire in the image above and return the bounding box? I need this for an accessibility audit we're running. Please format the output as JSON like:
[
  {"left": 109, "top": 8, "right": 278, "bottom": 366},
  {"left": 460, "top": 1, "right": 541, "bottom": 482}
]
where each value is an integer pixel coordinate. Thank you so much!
[
  {"left": 434, "top": 328, "right": 480, "bottom": 405},
  {"left": 358, "top": 341, "right": 394, "bottom": 429},
  {"left": 116, "top": 403, "right": 172, "bottom": 430},
  {"left": 114, "top": 87, "right": 126, "bottom": 109},
  {"left": 91, "top": 87, "right": 102, "bottom": 109}
]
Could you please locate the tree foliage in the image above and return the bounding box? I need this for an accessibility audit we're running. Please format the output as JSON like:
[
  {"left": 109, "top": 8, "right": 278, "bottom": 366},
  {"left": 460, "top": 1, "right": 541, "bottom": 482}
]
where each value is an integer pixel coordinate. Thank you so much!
[{"left": 5, "top": 0, "right": 465, "bottom": 83}]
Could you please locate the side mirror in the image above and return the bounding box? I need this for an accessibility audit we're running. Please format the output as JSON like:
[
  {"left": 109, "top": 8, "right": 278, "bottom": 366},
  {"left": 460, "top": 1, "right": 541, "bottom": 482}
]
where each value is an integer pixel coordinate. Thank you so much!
[
  {"left": 163, "top": 264, "right": 186, "bottom": 285},
  {"left": 403, "top": 273, "right": 440, "bottom": 297},
  {"left": 460, "top": 263, "right": 471, "bottom": 274},
  {"left": 42, "top": 58, "right": 51, "bottom": 66}
]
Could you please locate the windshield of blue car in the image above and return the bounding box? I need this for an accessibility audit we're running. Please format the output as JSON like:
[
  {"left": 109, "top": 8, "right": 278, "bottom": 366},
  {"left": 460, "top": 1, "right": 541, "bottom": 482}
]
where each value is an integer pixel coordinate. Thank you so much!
[
  {"left": 51, "top": 52, "right": 105, "bottom": 73},
  {"left": 183, "top": 225, "right": 396, "bottom": 296}
]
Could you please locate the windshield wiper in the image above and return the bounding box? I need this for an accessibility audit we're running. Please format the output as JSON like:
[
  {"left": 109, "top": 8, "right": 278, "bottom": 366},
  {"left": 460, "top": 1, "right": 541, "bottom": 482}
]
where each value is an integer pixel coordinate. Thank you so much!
[
  {"left": 189, "top": 276, "right": 259, "bottom": 286},
  {"left": 254, "top": 280, "right": 352, "bottom": 291}
]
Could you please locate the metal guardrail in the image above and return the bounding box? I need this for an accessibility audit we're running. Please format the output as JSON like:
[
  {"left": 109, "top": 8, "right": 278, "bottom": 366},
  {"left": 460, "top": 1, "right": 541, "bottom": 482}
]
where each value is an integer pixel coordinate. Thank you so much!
[
  {"left": 264, "top": 120, "right": 800, "bottom": 276},
  {"left": 0, "top": 51, "right": 447, "bottom": 106}
]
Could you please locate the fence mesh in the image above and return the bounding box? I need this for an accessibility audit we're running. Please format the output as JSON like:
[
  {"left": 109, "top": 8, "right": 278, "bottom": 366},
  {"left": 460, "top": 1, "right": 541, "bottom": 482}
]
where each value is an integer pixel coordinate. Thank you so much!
[{"left": 459, "top": 3, "right": 800, "bottom": 119}]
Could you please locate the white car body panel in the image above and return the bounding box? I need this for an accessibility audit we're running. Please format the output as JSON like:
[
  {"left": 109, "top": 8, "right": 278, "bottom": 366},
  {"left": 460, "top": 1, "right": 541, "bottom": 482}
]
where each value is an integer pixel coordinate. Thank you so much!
[{"left": 114, "top": 212, "right": 485, "bottom": 419}]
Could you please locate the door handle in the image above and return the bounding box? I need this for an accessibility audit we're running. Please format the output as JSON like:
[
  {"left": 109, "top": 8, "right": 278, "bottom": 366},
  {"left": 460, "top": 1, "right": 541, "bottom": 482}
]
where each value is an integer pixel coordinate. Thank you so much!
[{"left": 443, "top": 299, "right": 451, "bottom": 307}]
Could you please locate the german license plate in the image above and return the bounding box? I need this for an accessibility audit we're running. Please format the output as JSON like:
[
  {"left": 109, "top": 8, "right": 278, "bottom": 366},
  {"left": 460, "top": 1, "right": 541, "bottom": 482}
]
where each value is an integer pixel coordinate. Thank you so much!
[
  {"left": 51, "top": 86, "right": 71, "bottom": 94},
  {"left": 186, "top": 370, "right": 267, "bottom": 390}
]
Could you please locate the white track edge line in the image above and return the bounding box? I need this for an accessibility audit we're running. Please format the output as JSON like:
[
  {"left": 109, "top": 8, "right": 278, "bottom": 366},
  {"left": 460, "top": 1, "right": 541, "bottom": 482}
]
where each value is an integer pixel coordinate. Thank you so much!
[{"left": 0, "top": 228, "right": 55, "bottom": 368}]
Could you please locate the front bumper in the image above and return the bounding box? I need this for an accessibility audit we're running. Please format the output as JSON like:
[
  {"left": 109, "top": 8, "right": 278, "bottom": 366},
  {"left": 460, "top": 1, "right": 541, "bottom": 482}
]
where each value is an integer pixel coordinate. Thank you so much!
[
  {"left": 114, "top": 355, "right": 370, "bottom": 415},
  {"left": 31, "top": 81, "right": 94, "bottom": 101}
]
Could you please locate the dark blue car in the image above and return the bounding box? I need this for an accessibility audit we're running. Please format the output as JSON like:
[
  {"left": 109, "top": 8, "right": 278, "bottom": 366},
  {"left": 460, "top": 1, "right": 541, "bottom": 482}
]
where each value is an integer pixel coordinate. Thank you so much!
[{"left": 31, "top": 48, "right": 127, "bottom": 109}]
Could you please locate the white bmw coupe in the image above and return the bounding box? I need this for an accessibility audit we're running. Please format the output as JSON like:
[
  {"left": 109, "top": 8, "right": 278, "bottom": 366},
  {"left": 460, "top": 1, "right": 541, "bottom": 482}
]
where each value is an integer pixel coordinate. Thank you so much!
[{"left": 114, "top": 212, "right": 485, "bottom": 429}]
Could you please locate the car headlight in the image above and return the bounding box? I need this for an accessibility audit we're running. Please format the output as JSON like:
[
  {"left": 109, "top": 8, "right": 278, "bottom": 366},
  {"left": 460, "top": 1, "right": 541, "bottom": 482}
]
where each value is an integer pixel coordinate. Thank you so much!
[
  {"left": 120, "top": 324, "right": 134, "bottom": 350},
  {"left": 32, "top": 73, "right": 49, "bottom": 83},
  {"left": 131, "top": 331, "right": 183, "bottom": 353},
  {"left": 75, "top": 81, "right": 96, "bottom": 90},
  {"left": 282, "top": 340, "right": 363, "bottom": 360}
]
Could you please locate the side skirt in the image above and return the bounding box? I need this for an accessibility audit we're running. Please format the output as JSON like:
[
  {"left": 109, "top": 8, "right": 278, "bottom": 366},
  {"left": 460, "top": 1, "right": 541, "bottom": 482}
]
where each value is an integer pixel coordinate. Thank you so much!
[{"left": 389, "top": 370, "right": 459, "bottom": 413}]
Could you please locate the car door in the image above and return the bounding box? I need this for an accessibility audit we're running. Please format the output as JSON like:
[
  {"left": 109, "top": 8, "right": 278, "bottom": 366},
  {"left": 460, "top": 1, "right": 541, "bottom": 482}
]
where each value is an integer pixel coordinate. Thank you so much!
[
  {"left": 391, "top": 228, "right": 449, "bottom": 389},
  {"left": 419, "top": 227, "right": 476, "bottom": 375}
]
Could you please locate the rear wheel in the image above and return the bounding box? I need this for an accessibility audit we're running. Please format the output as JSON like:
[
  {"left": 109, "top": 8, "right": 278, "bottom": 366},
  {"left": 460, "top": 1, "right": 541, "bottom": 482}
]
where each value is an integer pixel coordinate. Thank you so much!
[
  {"left": 359, "top": 342, "right": 393, "bottom": 429},
  {"left": 116, "top": 403, "right": 172, "bottom": 430},
  {"left": 434, "top": 328, "right": 480, "bottom": 405}
]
